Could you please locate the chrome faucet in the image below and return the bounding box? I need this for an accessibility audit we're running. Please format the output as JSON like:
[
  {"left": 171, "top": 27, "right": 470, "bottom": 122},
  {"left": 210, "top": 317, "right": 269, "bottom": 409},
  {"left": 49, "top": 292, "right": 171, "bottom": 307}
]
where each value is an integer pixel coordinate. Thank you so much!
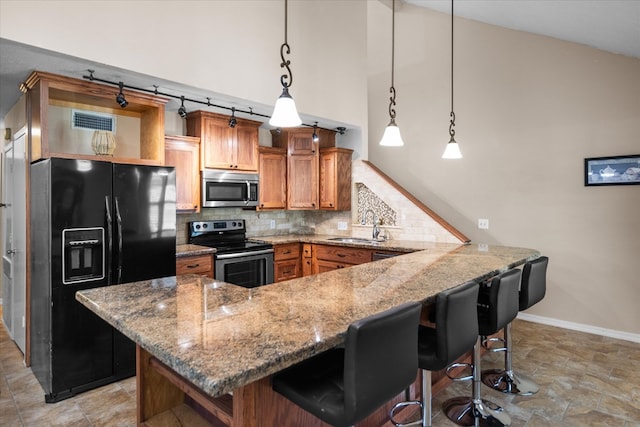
[{"left": 361, "top": 209, "right": 381, "bottom": 240}]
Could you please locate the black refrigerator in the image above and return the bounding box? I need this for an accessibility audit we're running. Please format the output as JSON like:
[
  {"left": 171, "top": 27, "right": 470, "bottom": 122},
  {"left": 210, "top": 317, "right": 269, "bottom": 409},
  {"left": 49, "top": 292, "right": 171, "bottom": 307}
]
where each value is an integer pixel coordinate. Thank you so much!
[{"left": 30, "top": 157, "right": 176, "bottom": 402}]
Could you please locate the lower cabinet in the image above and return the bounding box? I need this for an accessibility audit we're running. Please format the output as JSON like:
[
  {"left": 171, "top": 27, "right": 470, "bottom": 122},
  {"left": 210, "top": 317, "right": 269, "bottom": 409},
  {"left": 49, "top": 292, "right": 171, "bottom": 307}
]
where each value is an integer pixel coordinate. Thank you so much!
[
  {"left": 313, "top": 244, "right": 372, "bottom": 274},
  {"left": 274, "top": 243, "right": 302, "bottom": 282},
  {"left": 176, "top": 254, "right": 214, "bottom": 278}
]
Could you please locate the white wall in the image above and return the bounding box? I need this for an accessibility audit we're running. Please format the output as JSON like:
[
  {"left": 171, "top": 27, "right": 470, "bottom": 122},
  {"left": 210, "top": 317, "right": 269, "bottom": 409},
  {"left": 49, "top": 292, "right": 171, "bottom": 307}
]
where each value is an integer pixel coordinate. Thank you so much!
[
  {"left": 367, "top": 2, "right": 640, "bottom": 336},
  {"left": 0, "top": 0, "right": 369, "bottom": 154}
]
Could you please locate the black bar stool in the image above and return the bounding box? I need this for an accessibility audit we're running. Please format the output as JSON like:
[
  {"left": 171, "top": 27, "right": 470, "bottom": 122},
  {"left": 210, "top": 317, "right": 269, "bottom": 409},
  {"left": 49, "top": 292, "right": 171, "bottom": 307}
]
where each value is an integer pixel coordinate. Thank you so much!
[
  {"left": 482, "top": 256, "right": 549, "bottom": 396},
  {"left": 443, "top": 268, "right": 521, "bottom": 427},
  {"left": 272, "top": 302, "right": 423, "bottom": 427},
  {"left": 389, "top": 280, "right": 480, "bottom": 427}
]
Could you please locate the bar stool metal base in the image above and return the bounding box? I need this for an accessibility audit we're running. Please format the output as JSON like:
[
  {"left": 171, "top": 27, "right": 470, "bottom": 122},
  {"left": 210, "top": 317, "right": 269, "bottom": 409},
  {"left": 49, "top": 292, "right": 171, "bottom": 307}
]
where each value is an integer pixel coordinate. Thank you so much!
[
  {"left": 481, "top": 369, "right": 539, "bottom": 396},
  {"left": 443, "top": 396, "right": 511, "bottom": 427}
]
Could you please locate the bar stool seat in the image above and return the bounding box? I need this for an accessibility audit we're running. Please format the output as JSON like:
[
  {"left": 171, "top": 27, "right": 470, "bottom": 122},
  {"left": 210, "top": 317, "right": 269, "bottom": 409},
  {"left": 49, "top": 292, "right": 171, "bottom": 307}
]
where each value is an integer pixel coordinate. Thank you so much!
[
  {"left": 443, "top": 268, "right": 521, "bottom": 427},
  {"left": 481, "top": 256, "right": 549, "bottom": 395},
  {"left": 272, "top": 302, "right": 422, "bottom": 427}
]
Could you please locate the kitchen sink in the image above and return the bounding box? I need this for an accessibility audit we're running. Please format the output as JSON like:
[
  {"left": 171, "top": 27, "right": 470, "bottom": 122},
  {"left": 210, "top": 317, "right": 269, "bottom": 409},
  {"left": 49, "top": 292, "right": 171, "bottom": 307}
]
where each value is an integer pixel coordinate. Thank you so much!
[{"left": 327, "top": 237, "right": 382, "bottom": 245}]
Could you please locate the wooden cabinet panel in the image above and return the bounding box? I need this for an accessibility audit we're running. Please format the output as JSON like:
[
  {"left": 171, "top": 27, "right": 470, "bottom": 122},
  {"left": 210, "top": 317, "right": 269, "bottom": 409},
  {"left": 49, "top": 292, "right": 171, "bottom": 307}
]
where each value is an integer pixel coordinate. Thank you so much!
[
  {"left": 315, "top": 259, "right": 355, "bottom": 274},
  {"left": 287, "top": 154, "right": 318, "bottom": 209},
  {"left": 186, "top": 111, "right": 260, "bottom": 172},
  {"left": 274, "top": 243, "right": 301, "bottom": 282},
  {"left": 258, "top": 147, "right": 287, "bottom": 210},
  {"left": 320, "top": 147, "right": 353, "bottom": 211},
  {"left": 165, "top": 135, "right": 200, "bottom": 213},
  {"left": 274, "top": 259, "right": 301, "bottom": 282},
  {"left": 314, "top": 244, "right": 372, "bottom": 265},
  {"left": 176, "top": 255, "right": 213, "bottom": 278}
]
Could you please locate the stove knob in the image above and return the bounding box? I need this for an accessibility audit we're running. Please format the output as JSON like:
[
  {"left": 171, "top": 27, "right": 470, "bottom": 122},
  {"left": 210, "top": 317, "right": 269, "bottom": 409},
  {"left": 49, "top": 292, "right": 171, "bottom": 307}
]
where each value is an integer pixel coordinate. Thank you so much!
[
  {"left": 203, "top": 223, "right": 208, "bottom": 228},
  {"left": 195, "top": 224, "right": 201, "bottom": 229},
  {"left": 232, "top": 222, "right": 236, "bottom": 227}
]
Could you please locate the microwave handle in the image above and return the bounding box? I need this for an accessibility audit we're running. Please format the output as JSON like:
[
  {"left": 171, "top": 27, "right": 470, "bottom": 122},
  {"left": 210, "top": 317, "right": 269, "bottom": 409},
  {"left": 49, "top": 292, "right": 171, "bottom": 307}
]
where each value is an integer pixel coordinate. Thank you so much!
[{"left": 246, "top": 181, "right": 251, "bottom": 202}]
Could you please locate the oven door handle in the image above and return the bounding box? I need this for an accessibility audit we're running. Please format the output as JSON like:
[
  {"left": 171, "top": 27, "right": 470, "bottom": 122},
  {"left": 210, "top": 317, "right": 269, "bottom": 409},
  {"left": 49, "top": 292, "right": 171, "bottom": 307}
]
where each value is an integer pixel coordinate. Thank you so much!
[{"left": 215, "top": 249, "right": 274, "bottom": 260}]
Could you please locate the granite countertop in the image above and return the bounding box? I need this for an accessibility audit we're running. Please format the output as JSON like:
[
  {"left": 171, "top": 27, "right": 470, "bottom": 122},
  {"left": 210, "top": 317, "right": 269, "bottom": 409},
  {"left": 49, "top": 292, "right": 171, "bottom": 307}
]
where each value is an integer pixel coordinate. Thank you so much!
[
  {"left": 77, "top": 243, "right": 539, "bottom": 399},
  {"left": 250, "top": 234, "right": 429, "bottom": 253},
  {"left": 176, "top": 244, "right": 216, "bottom": 258}
]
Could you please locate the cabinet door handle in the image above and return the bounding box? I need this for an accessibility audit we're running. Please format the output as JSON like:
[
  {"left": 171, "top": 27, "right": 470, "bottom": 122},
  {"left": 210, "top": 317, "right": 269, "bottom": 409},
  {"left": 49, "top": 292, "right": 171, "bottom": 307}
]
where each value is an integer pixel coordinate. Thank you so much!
[
  {"left": 283, "top": 270, "right": 292, "bottom": 274},
  {"left": 187, "top": 263, "right": 201, "bottom": 269},
  {"left": 337, "top": 253, "right": 346, "bottom": 258},
  {"left": 283, "top": 250, "right": 291, "bottom": 254}
]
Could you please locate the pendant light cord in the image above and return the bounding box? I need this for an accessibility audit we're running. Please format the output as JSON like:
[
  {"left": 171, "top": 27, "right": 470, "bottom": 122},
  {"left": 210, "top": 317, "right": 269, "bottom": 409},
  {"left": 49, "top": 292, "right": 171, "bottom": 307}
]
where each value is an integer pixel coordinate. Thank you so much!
[
  {"left": 279, "top": 0, "right": 293, "bottom": 88},
  {"left": 449, "top": 0, "right": 456, "bottom": 138},
  {"left": 388, "top": 0, "right": 397, "bottom": 122}
]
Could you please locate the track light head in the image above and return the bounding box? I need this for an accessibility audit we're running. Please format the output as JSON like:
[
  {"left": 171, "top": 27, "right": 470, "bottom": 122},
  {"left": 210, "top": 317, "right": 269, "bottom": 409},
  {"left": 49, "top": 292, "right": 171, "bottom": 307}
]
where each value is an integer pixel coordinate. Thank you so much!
[
  {"left": 178, "top": 96, "right": 187, "bottom": 119},
  {"left": 229, "top": 107, "right": 237, "bottom": 128},
  {"left": 312, "top": 122, "right": 319, "bottom": 142},
  {"left": 116, "top": 82, "right": 128, "bottom": 108}
]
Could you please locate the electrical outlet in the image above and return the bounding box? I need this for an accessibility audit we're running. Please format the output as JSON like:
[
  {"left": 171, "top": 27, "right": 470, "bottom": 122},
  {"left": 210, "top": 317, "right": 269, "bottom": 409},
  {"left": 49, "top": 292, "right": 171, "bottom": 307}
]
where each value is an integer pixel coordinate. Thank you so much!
[
  {"left": 478, "top": 243, "right": 489, "bottom": 252},
  {"left": 478, "top": 219, "right": 489, "bottom": 230},
  {"left": 337, "top": 221, "right": 348, "bottom": 231},
  {"left": 270, "top": 220, "right": 276, "bottom": 229}
]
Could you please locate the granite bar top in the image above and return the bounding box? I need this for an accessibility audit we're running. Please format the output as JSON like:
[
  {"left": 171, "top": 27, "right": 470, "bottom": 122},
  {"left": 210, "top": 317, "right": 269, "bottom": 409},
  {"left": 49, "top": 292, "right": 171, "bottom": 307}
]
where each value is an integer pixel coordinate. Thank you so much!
[
  {"left": 77, "top": 243, "right": 539, "bottom": 399},
  {"left": 176, "top": 244, "right": 216, "bottom": 258}
]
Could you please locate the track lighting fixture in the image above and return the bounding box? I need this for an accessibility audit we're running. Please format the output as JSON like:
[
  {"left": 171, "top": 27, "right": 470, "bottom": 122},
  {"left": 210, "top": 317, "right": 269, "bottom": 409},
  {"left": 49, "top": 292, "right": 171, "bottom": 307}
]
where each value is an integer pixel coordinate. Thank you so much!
[
  {"left": 380, "top": 0, "right": 404, "bottom": 147},
  {"left": 229, "top": 107, "right": 237, "bottom": 128},
  {"left": 312, "top": 122, "right": 319, "bottom": 142},
  {"left": 442, "top": 0, "right": 462, "bottom": 159},
  {"left": 115, "top": 81, "right": 128, "bottom": 108},
  {"left": 83, "top": 70, "right": 342, "bottom": 134},
  {"left": 269, "top": 0, "right": 302, "bottom": 128},
  {"left": 178, "top": 96, "right": 187, "bottom": 119}
]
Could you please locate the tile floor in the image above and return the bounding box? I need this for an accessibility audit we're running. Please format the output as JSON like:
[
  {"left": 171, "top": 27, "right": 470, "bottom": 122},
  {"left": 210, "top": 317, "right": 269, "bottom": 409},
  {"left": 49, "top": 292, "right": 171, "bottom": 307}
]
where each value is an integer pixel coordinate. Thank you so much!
[{"left": 1, "top": 316, "right": 639, "bottom": 426}]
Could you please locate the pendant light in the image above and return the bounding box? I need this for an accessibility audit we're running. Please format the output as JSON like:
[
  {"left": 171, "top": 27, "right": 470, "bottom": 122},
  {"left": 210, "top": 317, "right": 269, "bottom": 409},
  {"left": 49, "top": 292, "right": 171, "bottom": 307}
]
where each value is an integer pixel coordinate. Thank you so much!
[
  {"left": 269, "top": 0, "right": 302, "bottom": 128},
  {"left": 442, "top": 0, "right": 462, "bottom": 159},
  {"left": 380, "top": 0, "right": 404, "bottom": 147}
]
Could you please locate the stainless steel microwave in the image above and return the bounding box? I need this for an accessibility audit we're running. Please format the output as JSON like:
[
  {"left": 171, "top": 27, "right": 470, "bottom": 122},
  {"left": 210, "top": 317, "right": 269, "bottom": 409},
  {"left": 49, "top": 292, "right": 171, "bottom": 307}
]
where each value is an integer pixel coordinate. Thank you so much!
[{"left": 201, "top": 169, "right": 259, "bottom": 208}]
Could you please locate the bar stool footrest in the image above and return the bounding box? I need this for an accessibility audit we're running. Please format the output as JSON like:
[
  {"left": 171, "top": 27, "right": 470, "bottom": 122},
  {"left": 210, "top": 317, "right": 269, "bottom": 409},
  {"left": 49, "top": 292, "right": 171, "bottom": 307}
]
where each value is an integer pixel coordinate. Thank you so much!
[
  {"left": 481, "top": 368, "right": 539, "bottom": 396},
  {"left": 389, "top": 400, "right": 423, "bottom": 427}
]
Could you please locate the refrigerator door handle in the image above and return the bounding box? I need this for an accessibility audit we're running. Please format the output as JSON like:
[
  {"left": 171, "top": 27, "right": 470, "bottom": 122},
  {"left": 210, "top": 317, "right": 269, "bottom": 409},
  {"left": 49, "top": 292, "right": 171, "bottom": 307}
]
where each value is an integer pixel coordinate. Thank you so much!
[
  {"left": 114, "top": 197, "right": 123, "bottom": 284},
  {"left": 105, "top": 196, "right": 113, "bottom": 284}
]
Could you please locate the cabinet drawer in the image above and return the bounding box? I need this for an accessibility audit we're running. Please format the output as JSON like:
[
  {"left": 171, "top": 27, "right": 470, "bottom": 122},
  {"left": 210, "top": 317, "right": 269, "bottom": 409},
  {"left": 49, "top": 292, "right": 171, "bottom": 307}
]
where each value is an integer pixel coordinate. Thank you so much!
[
  {"left": 176, "top": 255, "right": 213, "bottom": 278},
  {"left": 274, "top": 243, "right": 301, "bottom": 261},
  {"left": 315, "top": 259, "right": 355, "bottom": 274},
  {"left": 314, "top": 245, "right": 372, "bottom": 265},
  {"left": 274, "top": 259, "right": 301, "bottom": 282}
]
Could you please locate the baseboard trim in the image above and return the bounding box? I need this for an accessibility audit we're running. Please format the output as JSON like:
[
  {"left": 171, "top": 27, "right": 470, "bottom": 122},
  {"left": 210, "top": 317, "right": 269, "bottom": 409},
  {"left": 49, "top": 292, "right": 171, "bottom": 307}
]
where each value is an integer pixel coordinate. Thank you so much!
[{"left": 517, "top": 313, "right": 640, "bottom": 344}]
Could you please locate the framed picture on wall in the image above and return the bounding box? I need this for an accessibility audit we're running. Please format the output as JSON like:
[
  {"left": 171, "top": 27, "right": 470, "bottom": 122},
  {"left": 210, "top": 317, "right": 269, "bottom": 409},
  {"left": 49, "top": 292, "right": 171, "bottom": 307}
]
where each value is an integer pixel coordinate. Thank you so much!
[{"left": 584, "top": 155, "right": 640, "bottom": 186}]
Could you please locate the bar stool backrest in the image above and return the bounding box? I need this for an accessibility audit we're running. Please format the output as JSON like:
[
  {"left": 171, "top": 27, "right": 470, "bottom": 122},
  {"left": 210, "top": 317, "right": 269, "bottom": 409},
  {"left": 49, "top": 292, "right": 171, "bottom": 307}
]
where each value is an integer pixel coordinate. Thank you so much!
[
  {"left": 344, "top": 301, "right": 422, "bottom": 423},
  {"left": 437, "top": 280, "right": 480, "bottom": 365},
  {"left": 520, "top": 256, "right": 549, "bottom": 311},
  {"left": 479, "top": 269, "right": 521, "bottom": 335}
]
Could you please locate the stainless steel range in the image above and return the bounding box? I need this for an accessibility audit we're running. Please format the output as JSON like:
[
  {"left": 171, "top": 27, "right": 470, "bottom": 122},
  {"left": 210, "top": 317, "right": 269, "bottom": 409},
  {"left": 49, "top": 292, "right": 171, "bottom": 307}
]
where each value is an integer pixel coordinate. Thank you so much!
[{"left": 188, "top": 220, "right": 274, "bottom": 288}]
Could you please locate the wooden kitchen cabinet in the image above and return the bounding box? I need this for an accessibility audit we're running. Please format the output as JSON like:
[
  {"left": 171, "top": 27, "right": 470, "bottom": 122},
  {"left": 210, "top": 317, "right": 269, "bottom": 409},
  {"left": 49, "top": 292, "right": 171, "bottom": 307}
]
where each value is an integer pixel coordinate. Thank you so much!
[
  {"left": 186, "top": 110, "right": 260, "bottom": 172},
  {"left": 312, "top": 244, "right": 372, "bottom": 274},
  {"left": 271, "top": 128, "right": 336, "bottom": 210},
  {"left": 319, "top": 147, "right": 353, "bottom": 211},
  {"left": 164, "top": 135, "right": 201, "bottom": 213},
  {"left": 176, "top": 254, "right": 214, "bottom": 278},
  {"left": 258, "top": 146, "right": 287, "bottom": 210},
  {"left": 273, "top": 243, "right": 302, "bottom": 282},
  {"left": 24, "top": 71, "right": 168, "bottom": 165},
  {"left": 302, "top": 244, "right": 313, "bottom": 276}
]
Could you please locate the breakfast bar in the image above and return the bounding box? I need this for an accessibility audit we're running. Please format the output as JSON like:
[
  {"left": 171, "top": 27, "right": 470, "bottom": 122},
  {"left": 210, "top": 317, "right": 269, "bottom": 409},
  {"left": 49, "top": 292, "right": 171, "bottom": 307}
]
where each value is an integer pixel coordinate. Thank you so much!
[{"left": 76, "top": 243, "right": 539, "bottom": 426}]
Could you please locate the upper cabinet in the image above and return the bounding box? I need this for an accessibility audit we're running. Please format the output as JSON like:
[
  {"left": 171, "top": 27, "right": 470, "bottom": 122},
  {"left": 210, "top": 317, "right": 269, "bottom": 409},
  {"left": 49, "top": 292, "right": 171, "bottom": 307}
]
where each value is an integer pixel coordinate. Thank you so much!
[
  {"left": 271, "top": 127, "right": 334, "bottom": 210},
  {"left": 185, "top": 110, "right": 261, "bottom": 172},
  {"left": 164, "top": 135, "right": 201, "bottom": 213},
  {"left": 319, "top": 147, "right": 353, "bottom": 211},
  {"left": 258, "top": 146, "right": 287, "bottom": 210},
  {"left": 23, "top": 71, "right": 168, "bottom": 165},
  {"left": 271, "top": 128, "right": 351, "bottom": 211}
]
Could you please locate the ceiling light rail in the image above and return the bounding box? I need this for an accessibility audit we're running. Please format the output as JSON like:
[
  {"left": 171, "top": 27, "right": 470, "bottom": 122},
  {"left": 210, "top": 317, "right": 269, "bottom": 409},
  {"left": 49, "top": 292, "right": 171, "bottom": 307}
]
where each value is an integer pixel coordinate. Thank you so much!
[{"left": 82, "top": 70, "right": 345, "bottom": 134}]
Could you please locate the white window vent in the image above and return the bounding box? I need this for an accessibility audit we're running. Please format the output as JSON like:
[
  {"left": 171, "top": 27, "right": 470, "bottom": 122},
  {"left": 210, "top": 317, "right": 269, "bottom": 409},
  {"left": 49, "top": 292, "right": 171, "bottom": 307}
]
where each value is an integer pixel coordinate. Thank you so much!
[{"left": 71, "top": 110, "right": 116, "bottom": 132}]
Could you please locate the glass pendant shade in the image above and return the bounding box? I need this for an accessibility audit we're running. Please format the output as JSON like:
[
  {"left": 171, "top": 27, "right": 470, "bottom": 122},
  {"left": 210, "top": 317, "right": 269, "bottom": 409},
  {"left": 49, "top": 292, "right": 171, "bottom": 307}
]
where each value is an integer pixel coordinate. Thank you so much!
[
  {"left": 269, "top": 87, "right": 302, "bottom": 127},
  {"left": 380, "top": 120, "right": 404, "bottom": 147},
  {"left": 442, "top": 136, "right": 462, "bottom": 159}
]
